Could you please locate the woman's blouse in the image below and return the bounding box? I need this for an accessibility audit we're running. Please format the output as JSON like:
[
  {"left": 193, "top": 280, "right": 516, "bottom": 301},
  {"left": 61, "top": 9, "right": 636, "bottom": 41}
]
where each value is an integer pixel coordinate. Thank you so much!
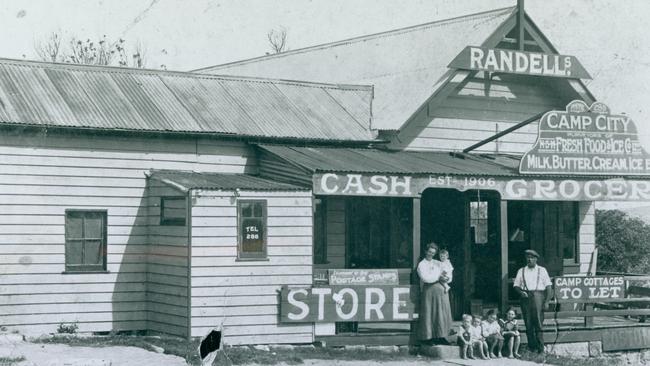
[{"left": 417, "top": 258, "right": 442, "bottom": 284}]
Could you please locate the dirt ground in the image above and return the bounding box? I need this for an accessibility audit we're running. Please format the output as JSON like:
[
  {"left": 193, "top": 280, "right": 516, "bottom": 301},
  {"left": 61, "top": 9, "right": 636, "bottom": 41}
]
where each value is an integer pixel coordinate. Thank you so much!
[{"left": 1, "top": 337, "right": 544, "bottom": 366}]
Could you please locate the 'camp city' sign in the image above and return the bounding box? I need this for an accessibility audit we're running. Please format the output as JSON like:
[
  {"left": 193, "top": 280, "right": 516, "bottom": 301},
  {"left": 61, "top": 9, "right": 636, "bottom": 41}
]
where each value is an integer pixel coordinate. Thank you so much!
[
  {"left": 554, "top": 276, "right": 625, "bottom": 303},
  {"left": 280, "top": 285, "right": 416, "bottom": 323},
  {"left": 314, "top": 173, "right": 650, "bottom": 201},
  {"left": 521, "top": 101, "right": 650, "bottom": 175},
  {"left": 448, "top": 46, "right": 591, "bottom": 79}
]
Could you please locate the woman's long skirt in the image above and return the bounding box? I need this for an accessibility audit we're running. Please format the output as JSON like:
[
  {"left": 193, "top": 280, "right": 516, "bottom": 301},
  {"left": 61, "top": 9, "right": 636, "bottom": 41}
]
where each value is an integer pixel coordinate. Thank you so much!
[{"left": 418, "top": 282, "right": 453, "bottom": 340}]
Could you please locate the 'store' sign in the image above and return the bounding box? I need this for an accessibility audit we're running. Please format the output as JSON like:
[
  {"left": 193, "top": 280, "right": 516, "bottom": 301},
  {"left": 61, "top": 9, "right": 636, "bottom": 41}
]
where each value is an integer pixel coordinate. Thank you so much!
[
  {"left": 280, "top": 285, "right": 416, "bottom": 322},
  {"left": 554, "top": 276, "right": 625, "bottom": 303}
]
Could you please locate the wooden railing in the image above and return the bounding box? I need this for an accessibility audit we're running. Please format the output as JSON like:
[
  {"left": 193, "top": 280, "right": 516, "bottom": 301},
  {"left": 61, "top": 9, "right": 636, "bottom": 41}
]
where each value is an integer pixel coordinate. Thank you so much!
[{"left": 544, "top": 274, "right": 650, "bottom": 326}]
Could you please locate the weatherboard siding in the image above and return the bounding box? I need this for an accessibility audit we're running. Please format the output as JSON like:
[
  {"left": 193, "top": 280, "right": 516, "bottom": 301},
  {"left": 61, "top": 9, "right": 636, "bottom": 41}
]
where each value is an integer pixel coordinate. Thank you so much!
[
  {"left": 0, "top": 130, "right": 254, "bottom": 336},
  {"left": 190, "top": 190, "right": 314, "bottom": 345},
  {"left": 146, "top": 180, "right": 189, "bottom": 337},
  {"left": 391, "top": 74, "right": 578, "bottom": 153}
]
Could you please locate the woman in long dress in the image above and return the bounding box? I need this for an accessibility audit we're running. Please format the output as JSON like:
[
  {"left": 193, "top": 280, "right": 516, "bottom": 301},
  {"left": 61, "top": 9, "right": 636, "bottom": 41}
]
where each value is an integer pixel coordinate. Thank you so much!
[{"left": 417, "top": 242, "right": 453, "bottom": 342}]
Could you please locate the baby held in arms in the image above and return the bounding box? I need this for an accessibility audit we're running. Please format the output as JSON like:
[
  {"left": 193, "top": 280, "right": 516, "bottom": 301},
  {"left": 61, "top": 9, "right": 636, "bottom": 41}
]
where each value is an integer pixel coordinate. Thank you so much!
[{"left": 438, "top": 249, "right": 453, "bottom": 293}]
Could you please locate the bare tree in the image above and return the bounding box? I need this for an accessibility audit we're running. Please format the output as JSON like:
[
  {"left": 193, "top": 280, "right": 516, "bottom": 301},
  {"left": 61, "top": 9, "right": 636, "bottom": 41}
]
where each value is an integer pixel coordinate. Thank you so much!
[
  {"left": 35, "top": 32, "right": 148, "bottom": 68},
  {"left": 34, "top": 31, "right": 62, "bottom": 62},
  {"left": 267, "top": 27, "right": 288, "bottom": 54}
]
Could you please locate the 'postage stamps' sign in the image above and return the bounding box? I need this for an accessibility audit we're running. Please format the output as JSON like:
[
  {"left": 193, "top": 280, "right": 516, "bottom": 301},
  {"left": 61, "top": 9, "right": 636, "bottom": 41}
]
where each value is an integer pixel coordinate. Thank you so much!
[
  {"left": 449, "top": 46, "right": 591, "bottom": 79},
  {"left": 280, "top": 285, "right": 416, "bottom": 322},
  {"left": 328, "top": 269, "right": 399, "bottom": 285},
  {"left": 554, "top": 276, "right": 625, "bottom": 302},
  {"left": 521, "top": 100, "right": 650, "bottom": 175}
]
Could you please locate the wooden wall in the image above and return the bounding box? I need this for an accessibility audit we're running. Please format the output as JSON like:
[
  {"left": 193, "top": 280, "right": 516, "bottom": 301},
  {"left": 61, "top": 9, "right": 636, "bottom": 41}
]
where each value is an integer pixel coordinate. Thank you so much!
[
  {"left": 0, "top": 129, "right": 254, "bottom": 336},
  {"left": 325, "top": 197, "right": 345, "bottom": 268},
  {"left": 146, "top": 180, "right": 189, "bottom": 337},
  {"left": 190, "top": 190, "right": 314, "bottom": 345},
  {"left": 389, "top": 73, "right": 579, "bottom": 154}
]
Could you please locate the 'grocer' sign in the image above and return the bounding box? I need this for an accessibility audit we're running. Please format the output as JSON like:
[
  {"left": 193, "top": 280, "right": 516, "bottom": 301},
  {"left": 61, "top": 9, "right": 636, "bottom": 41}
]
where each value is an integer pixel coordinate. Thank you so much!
[
  {"left": 448, "top": 46, "right": 591, "bottom": 79},
  {"left": 521, "top": 100, "right": 650, "bottom": 175},
  {"left": 554, "top": 276, "right": 625, "bottom": 303}
]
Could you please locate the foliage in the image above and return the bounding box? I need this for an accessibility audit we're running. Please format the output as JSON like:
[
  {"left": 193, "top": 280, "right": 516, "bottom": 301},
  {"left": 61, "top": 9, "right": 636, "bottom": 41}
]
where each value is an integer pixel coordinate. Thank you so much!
[
  {"left": 0, "top": 355, "right": 26, "bottom": 364},
  {"left": 56, "top": 322, "right": 78, "bottom": 334},
  {"left": 34, "top": 31, "right": 146, "bottom": 68},
  {"left": 596, "top": 209, "right": 650, "bottom": 274},
  {"left": 267, "top": 27, "right": 288, "bottom": 54}
]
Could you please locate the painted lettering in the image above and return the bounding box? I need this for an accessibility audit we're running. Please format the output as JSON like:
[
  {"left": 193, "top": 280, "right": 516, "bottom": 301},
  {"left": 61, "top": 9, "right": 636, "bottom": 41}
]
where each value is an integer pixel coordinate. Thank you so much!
[
  {"left": 320, "top": 173, "right": 339, "bottom": 194},
  {"left": 335, "top": 288, "right": 359, "bottom": 320},
  {"left": 393, "top": 287, "right": 410, "bottom": 320},
  {"left": 365, "top": 287, "right": 386, "bottom": 320},
  {"left": 369, "top": 175, "right": 389, "bottom": 194},
  {"left": 287, "top": 289, "right": 309, "bottom": 320},
  {"left": 390, "top": 176, "right": 412, "bottom": 195},
  {"left": 312, "top": 287, "right": 332, "bottom": 321},
  {"left": 342, "top": 174, "right": 366, "bottom": 194}
]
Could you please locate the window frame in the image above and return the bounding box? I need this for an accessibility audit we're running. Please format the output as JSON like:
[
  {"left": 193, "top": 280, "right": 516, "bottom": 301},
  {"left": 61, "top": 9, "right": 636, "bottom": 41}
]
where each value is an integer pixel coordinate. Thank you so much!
[
  {"left": 560, "top": 202, "right": 579, "bottom": 265},
  {"left": 237, "top": 199, "right": 268, "bottom": 260},
  {"left": 64, "top": 209, "right": 108, "bottom": 273},
  {"left": 160, "top": 196, "right": 187, "bottom": 226},
  {"left": 469, "top": 200, "right": 489, "bottom": 244},
  {"left": 313, "top": 197, "right": 328, "bottom": 265}
]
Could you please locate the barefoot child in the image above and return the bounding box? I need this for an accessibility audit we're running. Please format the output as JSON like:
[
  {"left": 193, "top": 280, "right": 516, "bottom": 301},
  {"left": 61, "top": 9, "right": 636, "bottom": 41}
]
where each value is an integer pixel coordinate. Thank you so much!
[
  {"left": 457, "top": 314, "right": 473, "bottom": 359},
  {"left": 482, "top": 309, "right": 504, "bottom": 358},
  {"left": 470, "top": 315, "right": 489, "bottom": 359},
  {"left": 499, "top": 307, "right": 521, "bottom": 358},
  {"left": 438, "top": 249, "right": 453, "bottom": 293}
]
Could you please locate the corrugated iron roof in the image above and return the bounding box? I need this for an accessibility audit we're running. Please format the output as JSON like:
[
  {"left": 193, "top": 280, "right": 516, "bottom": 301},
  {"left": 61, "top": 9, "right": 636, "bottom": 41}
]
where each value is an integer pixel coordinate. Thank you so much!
[
  {"left": 257, "top": 145, "right": 520, "bottom": 176},
  {"left": 149, "top": 170, "right": 308, "bottom": 191},
  {"left": 197, "top": 7, "right": 516, "bottom": 131},
  {"left": 0, "top": 58, "right": 375, "bottom": 141}
]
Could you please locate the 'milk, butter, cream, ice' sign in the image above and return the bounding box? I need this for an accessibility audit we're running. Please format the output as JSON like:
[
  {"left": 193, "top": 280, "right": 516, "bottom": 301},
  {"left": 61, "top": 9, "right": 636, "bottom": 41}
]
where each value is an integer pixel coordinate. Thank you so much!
[{"left": 449, "top": 46, "right": 591, "bottom": 79}]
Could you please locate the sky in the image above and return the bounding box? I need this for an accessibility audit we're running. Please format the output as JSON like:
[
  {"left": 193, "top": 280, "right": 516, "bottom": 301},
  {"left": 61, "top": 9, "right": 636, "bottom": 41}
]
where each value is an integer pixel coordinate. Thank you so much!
[{"left": 0, "top": 1, "right": 648, "bottom": 124}]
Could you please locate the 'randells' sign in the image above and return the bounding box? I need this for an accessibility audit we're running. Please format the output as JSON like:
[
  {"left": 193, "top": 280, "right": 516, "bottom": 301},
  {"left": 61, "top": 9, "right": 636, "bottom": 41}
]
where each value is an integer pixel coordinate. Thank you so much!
[
  {"left": 448, "top": 46, "right": 591, "bottom": 79},
  {"left": 521, "top": 100, "right": 650, "bottom": 175}
]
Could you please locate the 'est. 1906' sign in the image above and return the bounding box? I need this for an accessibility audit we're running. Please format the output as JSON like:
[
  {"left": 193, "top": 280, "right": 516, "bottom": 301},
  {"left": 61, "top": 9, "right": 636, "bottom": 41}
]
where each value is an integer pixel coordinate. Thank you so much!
[{"left": 554, "top": 276, "right": 625, "bottom": 302}]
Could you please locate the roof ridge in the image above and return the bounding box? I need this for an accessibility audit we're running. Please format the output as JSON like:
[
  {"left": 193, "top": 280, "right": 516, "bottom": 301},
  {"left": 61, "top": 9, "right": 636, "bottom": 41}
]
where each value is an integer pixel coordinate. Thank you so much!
[
  {"left": 0, "top": 56, "right": 373, "bottom": 91},
  {"left": 195, "top": 6, "right": 516, "bottom": 72}
]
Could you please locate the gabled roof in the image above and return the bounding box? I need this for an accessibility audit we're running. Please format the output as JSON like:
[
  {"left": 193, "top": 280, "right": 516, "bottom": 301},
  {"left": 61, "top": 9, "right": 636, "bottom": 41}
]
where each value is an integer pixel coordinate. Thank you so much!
[
  {"left": 0, "top": 58, "right": 375, "bottom": 142},
  {"left": 197, "top": 7, "right": 517, "bottom": 131}
]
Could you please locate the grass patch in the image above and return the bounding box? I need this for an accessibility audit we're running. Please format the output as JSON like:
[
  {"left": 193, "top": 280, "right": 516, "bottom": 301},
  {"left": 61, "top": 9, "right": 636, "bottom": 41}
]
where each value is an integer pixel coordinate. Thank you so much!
[
  {"left": 31, "top": 335, "right": 425, "bottom": 365},
  {"left": 518, "top": 349, "right": 622, "bottom": 366},
  {"left": 0, "top": 355, "right": 26, "bottom": 365}
]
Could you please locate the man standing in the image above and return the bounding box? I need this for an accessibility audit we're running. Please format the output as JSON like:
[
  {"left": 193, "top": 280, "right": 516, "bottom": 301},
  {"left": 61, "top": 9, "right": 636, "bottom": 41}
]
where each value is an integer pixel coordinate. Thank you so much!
[{"left": 513, "top": 249, "right": 552, "bottom": 353}]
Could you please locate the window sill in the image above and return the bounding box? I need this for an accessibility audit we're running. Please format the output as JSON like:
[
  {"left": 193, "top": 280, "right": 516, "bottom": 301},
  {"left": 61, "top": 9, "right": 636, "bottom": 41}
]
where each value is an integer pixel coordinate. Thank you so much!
[
  {"left": 62, "top": 270, "right": 111, "bottom": 274},
  {"left": 236, "top": 257, "right": 269, "bottom": 262}
]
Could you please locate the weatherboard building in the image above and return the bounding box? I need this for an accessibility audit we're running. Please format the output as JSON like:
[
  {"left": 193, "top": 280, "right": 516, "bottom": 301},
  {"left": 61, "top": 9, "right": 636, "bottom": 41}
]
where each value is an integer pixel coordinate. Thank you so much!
[{"left": 1, "top": 5, "right": 650, "bottom": 350}]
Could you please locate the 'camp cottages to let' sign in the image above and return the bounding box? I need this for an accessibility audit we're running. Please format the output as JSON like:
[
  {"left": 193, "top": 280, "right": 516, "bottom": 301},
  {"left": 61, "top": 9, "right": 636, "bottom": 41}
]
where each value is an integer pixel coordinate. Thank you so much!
[{"left": 520, "top": 100, "right": 650, "bottom": 175}]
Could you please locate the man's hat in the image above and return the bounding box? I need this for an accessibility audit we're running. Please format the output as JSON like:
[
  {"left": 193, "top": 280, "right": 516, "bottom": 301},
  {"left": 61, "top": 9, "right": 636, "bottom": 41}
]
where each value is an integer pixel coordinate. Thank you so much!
[{"left": 524, "top": 249, "right": 540, "bottom": 258}]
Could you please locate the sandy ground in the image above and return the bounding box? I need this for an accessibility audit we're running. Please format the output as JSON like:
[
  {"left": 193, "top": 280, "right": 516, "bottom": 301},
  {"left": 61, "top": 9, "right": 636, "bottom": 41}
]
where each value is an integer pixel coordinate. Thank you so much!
[
  {"left": 0, "top": 339, "right": 187, "bottom": 366},
  {"left": 0, "top": 336, "right": 544, "bottom": 366}
]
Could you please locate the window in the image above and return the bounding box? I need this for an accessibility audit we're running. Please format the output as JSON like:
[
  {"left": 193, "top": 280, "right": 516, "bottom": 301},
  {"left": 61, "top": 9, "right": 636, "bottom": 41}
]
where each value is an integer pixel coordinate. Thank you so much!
[
  {"left": 65, "top": 210, "right": 107, "bottom": 272},
  {"left": 470, "top": 201, "right": 488, "bottom": 244},
  {"left": 160, "top": 197, "right": 186, "bottom": 226},
  {"left": 238, "top": 200, "right": 267, "bottom": 259}
]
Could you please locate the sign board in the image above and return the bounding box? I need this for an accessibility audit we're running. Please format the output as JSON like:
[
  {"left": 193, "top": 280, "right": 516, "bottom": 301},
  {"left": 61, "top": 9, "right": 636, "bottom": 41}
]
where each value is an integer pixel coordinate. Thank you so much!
[
  {"left": 448, "top": 46, "right": 591, "bottom": 79},
  {"left": 241, "top": 217, "right": 264, "bottom": 252},
  {"left": 280, "top": 285, "right": 416, "bottom": 323},
  {"left": 553, "top": 275, "right": 625, "bottom": 303},
  {"left": 328, "top": 269, "right": 399, "bottom": 286},
  {"left": 314, "top": 173, "right": 650, "bottom": 201},
  {"left": 521, "top": 100, "right": 650, "bottom": 175}
]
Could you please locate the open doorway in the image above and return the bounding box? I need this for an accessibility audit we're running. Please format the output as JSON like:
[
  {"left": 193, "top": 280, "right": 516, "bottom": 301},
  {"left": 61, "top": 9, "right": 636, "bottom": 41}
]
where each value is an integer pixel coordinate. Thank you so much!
[{"left": 420, "top": 188, "right": 502, "bottom": 319}]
